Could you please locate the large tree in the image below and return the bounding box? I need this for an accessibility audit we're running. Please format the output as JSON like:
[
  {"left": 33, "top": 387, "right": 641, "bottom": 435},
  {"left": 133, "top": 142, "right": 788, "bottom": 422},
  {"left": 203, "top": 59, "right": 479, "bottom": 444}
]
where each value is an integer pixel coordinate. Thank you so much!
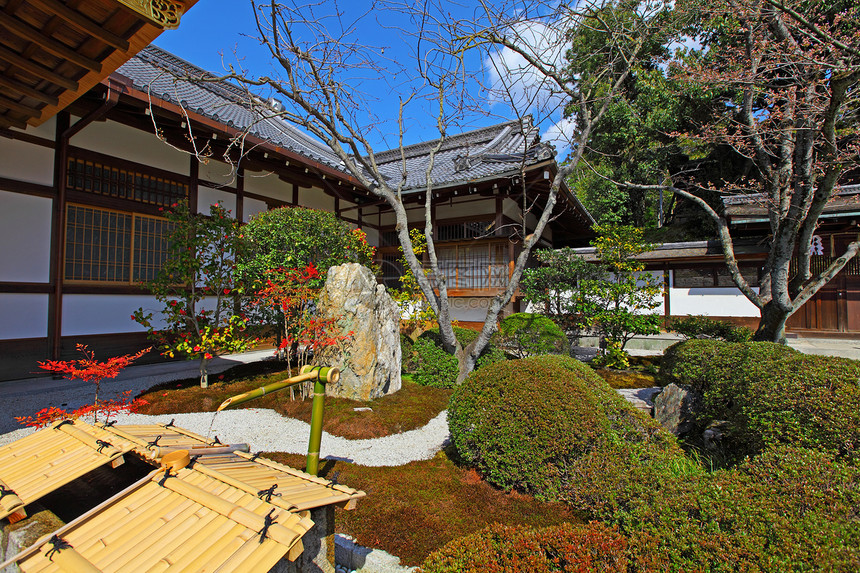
[
  {"left": 200, "top": 0, "right": 673, "bottom": 381},
  {"left": 638, "top": 0, "right": 860, "bottom": 342}
]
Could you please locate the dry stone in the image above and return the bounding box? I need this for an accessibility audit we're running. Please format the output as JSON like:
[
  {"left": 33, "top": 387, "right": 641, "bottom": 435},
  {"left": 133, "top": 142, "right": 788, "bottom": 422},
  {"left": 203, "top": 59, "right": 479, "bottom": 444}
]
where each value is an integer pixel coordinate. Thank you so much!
[
  {"left": 653, "top": 383, "right": 701, "bottom": 436},
  {"left": 316, "top": 264, "right": 401, "bottom": 401}
]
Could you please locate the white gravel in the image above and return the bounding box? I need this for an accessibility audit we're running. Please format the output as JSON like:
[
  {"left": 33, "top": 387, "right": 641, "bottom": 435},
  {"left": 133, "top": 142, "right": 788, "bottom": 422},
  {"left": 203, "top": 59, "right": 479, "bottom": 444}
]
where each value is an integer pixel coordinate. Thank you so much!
[{"left": 0, "top": 408, "right": 451, "bottom": 467}]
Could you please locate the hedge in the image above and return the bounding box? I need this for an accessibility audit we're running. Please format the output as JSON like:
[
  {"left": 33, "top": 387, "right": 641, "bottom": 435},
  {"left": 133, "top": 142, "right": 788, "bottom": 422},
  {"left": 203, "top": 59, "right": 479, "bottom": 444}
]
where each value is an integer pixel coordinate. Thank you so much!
[
  {"left": 659, "top": 339, "right": 860, "bottom": 462},
  {"left": 409, "top": 326, "right": 505, "bottom": 388},
  {"left": 493, "top": 312, "right": 568, "bottom": 359}
]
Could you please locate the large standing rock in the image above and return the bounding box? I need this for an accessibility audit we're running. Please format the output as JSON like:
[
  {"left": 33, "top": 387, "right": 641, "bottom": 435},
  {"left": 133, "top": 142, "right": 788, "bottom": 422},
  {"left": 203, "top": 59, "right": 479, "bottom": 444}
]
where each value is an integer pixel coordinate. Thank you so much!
[
  {"left": 316, "top": 264, "right": 401, "bottom": 401},
  {"left": 653, "top": 383, "right": 701, "bottom": 436}
]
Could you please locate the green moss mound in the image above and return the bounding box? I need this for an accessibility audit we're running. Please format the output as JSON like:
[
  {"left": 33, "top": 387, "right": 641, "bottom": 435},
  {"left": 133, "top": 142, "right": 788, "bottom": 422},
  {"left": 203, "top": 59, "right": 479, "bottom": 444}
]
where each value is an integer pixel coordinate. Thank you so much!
[
  {"left": 409, "top": 326, "right": 505, "bottom": 388},
  {"left": 421, "top": 522, "right": 629, "bottom": 573},
  {"left": 448, "top": 355, "right": 673, "bottom": 499},
  {"left": 493, "top": 312, "right": 568, "bottom": 358},
  {"left": 660, "top": 339, "right": 860, "bottom": 462}
]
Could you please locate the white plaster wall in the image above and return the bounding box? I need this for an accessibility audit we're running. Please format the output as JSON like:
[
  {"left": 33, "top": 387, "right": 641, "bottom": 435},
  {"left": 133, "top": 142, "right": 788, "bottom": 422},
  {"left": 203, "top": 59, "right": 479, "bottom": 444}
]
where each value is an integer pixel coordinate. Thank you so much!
[
  {"left": 379, "top": 211, "right": 397, "bottom": 227},
  {"left": 197, "top": 186, "right": 237, "bottom": 217},
  {"left": 198, "top": 159, "right": 238, "bottom": 189},
  {"left": 243, "top": 197, "right": 268, "bottom": 222},
  {"left": 0, "top": 137, "right": 54, "bottom": 186},
  {"left": 298, "top": 186, "right": 334, "bottom": 211},
  {"left": 436, "top": 197, "right": 495, "bottom": 219},
  {"left": 0, "top": 191, "right": 52, "bottom": 282},
  {"left": 61, "top": 295, "right": 165, "bottom": 336},
  {"left": 69, "top": 119, "right": 189, "bottom": 175},
  {"left": 0, "top": 294, "right": 48, "bottom": 339},
  {"left": 243, "top": 169, "right": 290, "bottom": 201},
  {"left": 448, "top": 297, "right": 494, "bottom": 322},
  {"left": 669, "top": 287, "right": 760, "bottom": 317},
  {"left": 363, "top": 227, "right": 380, "bottom": 247}
]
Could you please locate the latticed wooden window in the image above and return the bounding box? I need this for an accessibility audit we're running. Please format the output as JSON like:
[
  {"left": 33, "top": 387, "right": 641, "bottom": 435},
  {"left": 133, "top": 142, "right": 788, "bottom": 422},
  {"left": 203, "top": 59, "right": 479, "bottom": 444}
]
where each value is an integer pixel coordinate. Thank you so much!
[
  {"left": 64, "top": 205, "right": 172, "bottom": 284},
  {"left": 133, "top": 215, "right": 174, "bottom": 282},
  {"left": 65, "top": 205, "right": 132, "bottom": 282},
  {"left": 67, "top": 156, "right": 188, "bottom": 207},
  {"left": 434, "top": 242, "right": 511, "bottom": 289}
]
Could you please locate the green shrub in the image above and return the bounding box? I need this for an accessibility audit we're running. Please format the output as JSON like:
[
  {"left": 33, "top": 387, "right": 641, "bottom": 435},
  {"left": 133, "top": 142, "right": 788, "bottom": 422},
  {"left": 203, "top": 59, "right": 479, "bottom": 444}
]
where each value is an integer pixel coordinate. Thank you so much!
[
  {"left": 411, "top": 327, "right": 506, "bottom": 388},
  {"left": 448, "top": 355, "right": 673, "bottom": 499},
  {"left": 412, "top": 337, "right": 459, "bottom": 388},
  {"left": 493, "top": 312, "right": 568, "bottom": 359},
  {"left": 622, "top": 446, "right": 860, "bottom": 572},
  {"left": 659, "top": 339, "right": 860, "bottom": 463},
  {"left": 420, "top": 522, "right": 629, "bottom": 573},
  {"left": 671, "top": 315, "right": 753, "bottom": 342}
]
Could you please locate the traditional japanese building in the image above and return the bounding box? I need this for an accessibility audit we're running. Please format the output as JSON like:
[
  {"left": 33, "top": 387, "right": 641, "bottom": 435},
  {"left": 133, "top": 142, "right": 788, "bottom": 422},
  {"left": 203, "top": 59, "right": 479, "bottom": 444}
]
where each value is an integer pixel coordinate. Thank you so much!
[{"left": 1, "top": 41, "right": 592, "bottom": 380}]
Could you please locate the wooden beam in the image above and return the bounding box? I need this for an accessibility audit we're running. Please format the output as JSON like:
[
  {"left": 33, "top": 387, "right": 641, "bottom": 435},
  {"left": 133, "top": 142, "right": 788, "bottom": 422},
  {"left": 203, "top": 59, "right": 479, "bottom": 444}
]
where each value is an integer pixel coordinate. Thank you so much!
[
  {"left": 0, "top": 74, "right": 59, "bottom": 105},
  {"left": 27, "top": 0, "right": 130, "bottom": 52},
  {"left": 0, "top": 93, "right": 41, "bottom": 116},
  {"left": 0, "top": 12, "right": 102, "bottom": 72},
  {"left": 0, "top": 45, "right": 78, "bottom": 91},
  {"left": 0, "top": 114, "right": 27, "bottom": 129}
]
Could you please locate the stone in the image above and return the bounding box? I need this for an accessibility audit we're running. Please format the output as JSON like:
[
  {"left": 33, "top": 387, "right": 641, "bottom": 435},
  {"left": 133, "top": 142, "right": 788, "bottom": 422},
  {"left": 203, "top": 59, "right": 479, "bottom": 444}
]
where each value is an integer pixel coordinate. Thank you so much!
[
  {"left": 702, "top": 420, "right": 730, "bottom": 451},
  {"left": 316, "top": 264, "right": 401, "bottom": 401},
  {"left": 653, "top": 383, "right": 702, "bottom": 436}
]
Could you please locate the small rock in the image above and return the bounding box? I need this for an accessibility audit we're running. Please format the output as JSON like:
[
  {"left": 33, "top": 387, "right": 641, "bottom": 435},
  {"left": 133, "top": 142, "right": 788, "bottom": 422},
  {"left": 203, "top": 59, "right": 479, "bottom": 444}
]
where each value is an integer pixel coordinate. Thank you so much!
[
  {"left": 353, "top": 407, "right": 372, "bottom": 412},
  {"left": 653, "top": 383, "right": 701, "bottom": 436}
]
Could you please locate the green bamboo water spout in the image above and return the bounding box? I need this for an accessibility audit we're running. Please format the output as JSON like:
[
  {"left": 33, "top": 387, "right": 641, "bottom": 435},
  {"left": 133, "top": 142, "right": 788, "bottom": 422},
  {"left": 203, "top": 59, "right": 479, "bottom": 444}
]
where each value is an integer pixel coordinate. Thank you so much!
[{"left": 216, "top": 365, "right": 339, "bottom": 476}]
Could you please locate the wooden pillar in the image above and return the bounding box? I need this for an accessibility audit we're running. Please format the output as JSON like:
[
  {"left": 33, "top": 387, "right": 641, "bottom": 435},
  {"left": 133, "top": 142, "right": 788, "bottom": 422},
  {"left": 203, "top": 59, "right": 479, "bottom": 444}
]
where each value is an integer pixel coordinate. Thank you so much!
[
  {"left": 47, "top": 112, "right": 70, "bottom": 360},
  {"left": 495, "top": 195, "right": 503, "bottom": 237},
  {"left": 292, "top": 183, "right": 299, "bottom": 206},
  {"left": 235, "top": 167, "right": 244, "bottom": 222},
  {"left": 189, "top": 156, "right": 199, "bottom": 211}
]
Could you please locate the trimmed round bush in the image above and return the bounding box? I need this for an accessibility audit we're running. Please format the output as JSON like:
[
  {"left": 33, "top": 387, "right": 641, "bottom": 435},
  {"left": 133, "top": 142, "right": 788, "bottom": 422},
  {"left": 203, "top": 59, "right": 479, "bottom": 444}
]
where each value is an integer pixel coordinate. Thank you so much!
[
  {"left": 421, "top": 522, "right": 629, "bottom": 573},
  {"left": 659, "top": 339, "right": 860, "bottom": 462},
  {"left": 448, "top": 355, "right": 672, "bottom": 499},
  {"left": 493, "top": 312, "right": 568, "bottom": 358},
  {"left": 671, "top": 315, "right": 753, "bottom": 342}
]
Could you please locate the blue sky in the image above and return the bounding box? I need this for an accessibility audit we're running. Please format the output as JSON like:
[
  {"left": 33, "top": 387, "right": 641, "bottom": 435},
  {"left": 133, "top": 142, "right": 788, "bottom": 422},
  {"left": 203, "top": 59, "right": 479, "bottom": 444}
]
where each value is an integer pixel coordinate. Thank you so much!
[{"left": 155, "top": 1, "right": 574, "bottom": 155}]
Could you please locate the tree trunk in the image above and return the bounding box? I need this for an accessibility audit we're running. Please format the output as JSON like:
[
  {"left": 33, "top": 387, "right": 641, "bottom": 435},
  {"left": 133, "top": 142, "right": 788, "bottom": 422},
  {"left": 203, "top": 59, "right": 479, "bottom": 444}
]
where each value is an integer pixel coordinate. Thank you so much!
[{"left": 753, "top": 301, "right": 790, "bottom": 344}]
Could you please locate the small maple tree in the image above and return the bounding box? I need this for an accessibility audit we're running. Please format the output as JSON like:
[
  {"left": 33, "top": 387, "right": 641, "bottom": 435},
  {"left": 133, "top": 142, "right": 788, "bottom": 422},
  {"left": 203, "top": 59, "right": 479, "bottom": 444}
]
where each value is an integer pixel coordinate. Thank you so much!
[{"left": 17, "top": 344, "right": 150, "bottom": 427}]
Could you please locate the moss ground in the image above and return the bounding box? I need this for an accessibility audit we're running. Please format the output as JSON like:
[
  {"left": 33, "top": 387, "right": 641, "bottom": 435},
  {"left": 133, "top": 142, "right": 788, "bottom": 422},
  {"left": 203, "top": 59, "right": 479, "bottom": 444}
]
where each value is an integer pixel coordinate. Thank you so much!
[
  {"left": 267, "top": 449, "right": 582, "bottom": 567},
  {"left": 136, "top": 363, "right": 450, "bottom": 439}
]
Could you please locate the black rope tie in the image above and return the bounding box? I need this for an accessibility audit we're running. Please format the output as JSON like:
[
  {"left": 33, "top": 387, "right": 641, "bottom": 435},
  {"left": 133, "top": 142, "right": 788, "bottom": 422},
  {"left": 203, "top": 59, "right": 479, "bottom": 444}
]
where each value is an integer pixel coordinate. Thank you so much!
[
  {"left": 212, "top": 435, "right": 222, "bottom": 445},
  {"left": 258, "top": 508, "right": 277, "bottom": 543},
  {"left": 157, "top": 467, "right": 172, "bottom": 487},
  {"left": 147, "top": 435, "right": 162, "bottom": 448},
  {"left": 257, "top": 484, "right": 281, "bottom": 502},
  {"left": 331, "top": 470, "right": 341, "bottom": 485},
  {"left": 45, "top": 535, "right": 73, "bottom": 561},
  {"left": 165, "top": 418, "right": 176, "bottom": 428},
  {"left": 187, "top": 454, "right": 202, "bottom": 468},
  {"left": 0, "top": 485, "right": 17, "bottom": 500},
  {"left": 249, "top": 452, "right": 261, "bottom": 462},
  {"left": 53, "top": 419, "right": 73, "bottom": 430},
  {"left": 95, "top": 439, "right": 112, "bottom": 453},
  {"left": 101, "top": 420, "right": 117, "bottom": 428}
]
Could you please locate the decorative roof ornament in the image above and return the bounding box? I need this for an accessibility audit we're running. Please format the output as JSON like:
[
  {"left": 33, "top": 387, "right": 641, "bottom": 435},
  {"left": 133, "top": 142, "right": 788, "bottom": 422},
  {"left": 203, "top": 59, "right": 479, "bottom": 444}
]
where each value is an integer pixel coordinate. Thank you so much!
[
  {"left": 533, "top": 142, "right": 556, "bottom": 161},
  {"left": 454, "top": 154, "right": 472, "bottom": 172},
  {"left": 116, "top": 0, "right": 186, "bottom": 29}
]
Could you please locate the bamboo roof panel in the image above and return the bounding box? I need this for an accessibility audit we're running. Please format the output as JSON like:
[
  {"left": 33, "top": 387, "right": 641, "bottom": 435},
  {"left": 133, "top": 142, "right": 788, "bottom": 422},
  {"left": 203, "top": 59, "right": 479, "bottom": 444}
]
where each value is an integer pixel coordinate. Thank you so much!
[
  {"left": 0, "top": 419, "right": 132, "bottom": 521},
  {"left": 13, "top": 466, "right": 314, "bottom": 573}
]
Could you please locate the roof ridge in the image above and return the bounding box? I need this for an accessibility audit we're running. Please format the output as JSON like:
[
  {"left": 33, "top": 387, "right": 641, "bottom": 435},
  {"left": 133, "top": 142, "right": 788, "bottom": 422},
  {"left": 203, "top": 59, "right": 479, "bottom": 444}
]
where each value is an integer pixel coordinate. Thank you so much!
[{"left": 373, "top": 116, "right": 535, "bottom": 162}]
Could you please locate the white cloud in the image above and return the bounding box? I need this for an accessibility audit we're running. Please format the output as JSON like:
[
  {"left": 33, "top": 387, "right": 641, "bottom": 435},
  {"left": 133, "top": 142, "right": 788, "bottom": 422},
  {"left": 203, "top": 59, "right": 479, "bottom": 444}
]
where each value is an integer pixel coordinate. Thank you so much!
[{"left": 541, "top": 115, "right": 576, "bottom": 158}]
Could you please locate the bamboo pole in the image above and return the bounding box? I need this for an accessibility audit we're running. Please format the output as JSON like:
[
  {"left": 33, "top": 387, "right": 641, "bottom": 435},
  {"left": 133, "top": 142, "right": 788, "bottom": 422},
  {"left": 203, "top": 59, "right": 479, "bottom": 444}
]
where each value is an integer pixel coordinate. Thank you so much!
[{"left": 215, "top": 367, "right": 339, "bottom": 412}]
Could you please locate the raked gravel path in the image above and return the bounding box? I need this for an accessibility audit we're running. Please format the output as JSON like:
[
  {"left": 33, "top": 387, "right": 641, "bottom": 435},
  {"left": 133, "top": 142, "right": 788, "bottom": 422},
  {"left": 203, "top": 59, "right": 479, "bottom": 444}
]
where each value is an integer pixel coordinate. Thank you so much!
[{"left": 0, "top": 408, "right": 451, "bottom": 467}]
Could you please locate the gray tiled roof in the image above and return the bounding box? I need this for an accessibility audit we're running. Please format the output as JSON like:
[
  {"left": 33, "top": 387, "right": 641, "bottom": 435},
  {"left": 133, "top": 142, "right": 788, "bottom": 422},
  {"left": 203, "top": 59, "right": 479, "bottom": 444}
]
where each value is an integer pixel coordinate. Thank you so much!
[
  {"left": 117, "top": 46, "right": 557, "bottom": 191},
  {"left": 374, "top": 116, "right": 556, "bottom": 192},
  {"left": 116, "top": 45, "right": 345, "bottom": 170}
]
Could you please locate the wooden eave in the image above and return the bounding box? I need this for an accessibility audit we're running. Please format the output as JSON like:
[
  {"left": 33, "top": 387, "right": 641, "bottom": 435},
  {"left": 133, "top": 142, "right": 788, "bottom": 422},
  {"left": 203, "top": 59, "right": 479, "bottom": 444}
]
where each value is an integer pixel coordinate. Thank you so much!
[{"left": 0, "top": 0, "right": 197, "bottom": 129}]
